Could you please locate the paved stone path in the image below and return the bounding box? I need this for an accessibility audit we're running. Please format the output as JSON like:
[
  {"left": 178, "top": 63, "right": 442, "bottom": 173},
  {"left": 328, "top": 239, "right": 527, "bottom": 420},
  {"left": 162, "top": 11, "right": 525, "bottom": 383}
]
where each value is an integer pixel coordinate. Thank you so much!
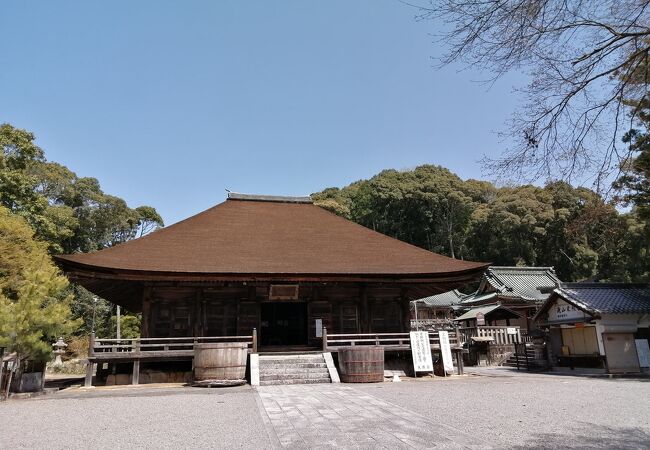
[{"left": 255, "top": 384, "right": 489, "bottom": 449}]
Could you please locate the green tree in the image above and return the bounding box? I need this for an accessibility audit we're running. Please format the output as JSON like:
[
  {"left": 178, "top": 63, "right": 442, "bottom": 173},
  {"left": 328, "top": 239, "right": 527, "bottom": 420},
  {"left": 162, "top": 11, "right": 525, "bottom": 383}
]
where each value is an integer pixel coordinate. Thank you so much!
[
  {"left": 1, "top": 123, "right": 165, "bottom": 337},
  {"left": 313, "top": 164, "right": 647, "bottom": 282},
  {"left": 614, "top": 98, "right": 650, "bottom": 219},
  {"left": 0, "top": 123, "right": 164, "bottom": 254},
  {"left": 0, "top": 206, "right": 79, "bottom": 362}
]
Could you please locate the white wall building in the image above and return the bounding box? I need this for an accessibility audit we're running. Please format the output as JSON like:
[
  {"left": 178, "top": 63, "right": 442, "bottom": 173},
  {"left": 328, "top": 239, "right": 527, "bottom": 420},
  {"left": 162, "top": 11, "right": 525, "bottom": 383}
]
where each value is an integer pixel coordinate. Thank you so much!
[{"left": 534, "top": 283, "right": 650, "bottom": 374}]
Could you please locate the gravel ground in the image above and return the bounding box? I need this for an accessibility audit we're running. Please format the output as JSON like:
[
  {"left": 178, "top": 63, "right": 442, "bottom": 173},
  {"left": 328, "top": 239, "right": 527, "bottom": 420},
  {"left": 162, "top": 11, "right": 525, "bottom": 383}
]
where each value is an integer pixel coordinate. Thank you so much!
[
  {"left": 1, "top": 371, "right": 649, "bottom": 449},
  {"left": 357, "top": 371, "right": 650, "bottom": 449},
  {"left": 0, "top": 384, "right": 271, "bottom": 449}
]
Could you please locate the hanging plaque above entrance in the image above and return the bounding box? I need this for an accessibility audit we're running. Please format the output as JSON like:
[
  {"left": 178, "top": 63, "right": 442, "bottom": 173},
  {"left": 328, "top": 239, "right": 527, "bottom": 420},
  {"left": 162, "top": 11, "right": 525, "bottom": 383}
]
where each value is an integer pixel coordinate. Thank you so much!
[
  {"left": 548, "top": 299, "right": 589, "bottom": 323},
  {"left": 269, "top": 284, "right": 300, "bottom": 300}
]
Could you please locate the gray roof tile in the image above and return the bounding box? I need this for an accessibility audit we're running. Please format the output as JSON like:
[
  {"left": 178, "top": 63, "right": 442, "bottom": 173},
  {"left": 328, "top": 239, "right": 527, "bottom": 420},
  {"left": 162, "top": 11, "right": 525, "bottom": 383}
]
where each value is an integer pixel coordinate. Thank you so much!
[
  {"left": 416, "top": 290, "right": 466, "bottom": 307},
  {"left": 481, "top": 266, "right": 561, "bottom": 302},
  {"left": 553, "top": 283, "right": 650, "bottom": 315}
]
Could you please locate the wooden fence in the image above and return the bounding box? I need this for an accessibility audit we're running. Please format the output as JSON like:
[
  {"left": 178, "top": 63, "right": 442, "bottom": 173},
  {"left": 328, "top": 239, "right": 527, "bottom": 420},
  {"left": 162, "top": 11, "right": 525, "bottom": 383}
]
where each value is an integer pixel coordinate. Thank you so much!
[
  {"left": 323, "top": 328, "right": 462, "bottom": 351},
  {"left": 85, "top": 331, "right": 256, "bottom": 388},
  {"left": 458, "top": 326, "right": 522, "bottom": 345}
]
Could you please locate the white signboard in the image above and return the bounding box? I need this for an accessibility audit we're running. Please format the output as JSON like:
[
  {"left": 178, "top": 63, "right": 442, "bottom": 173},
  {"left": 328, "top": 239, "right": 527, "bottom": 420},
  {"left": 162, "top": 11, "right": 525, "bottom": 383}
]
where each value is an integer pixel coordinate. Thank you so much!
[
  {"left": 315, "top": 319, "right": 323, "bottom": 338},
  {"left": 548, "top": 299, "right": 587, "bottom": 323},
  {"left": 410, "top": 331, "right": 433, "bottom": 372},
  {"left": 506, "top": 327, "right": 517, "bottom": 335},
  {"left": 635, "top": 339, "right": 650, "bottom": 367},
  {"left": 438, "top": 331, "right": 454, "bottom": 374},
  {"left": 476, "top": 312, "right": 486, "bottom": 326}
]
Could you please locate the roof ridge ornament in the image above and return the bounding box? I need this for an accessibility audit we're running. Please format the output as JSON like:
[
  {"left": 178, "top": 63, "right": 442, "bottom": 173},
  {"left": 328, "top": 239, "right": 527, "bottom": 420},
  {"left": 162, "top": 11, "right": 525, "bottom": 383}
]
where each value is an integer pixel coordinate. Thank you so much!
[{"left": 227, "top": 192, "right": 313, "bottom": 204}]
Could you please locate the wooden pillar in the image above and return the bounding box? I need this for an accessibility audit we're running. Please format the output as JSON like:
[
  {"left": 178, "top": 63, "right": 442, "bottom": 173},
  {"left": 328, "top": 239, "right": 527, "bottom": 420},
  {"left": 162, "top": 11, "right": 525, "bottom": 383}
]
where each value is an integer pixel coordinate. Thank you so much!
[
  {"left": 141, "top": 287, "right": 152, "bottom": 338},
  {"left": 85, "top": 332, "right": 95, "bottom": 388},
  {"left": 359, "top": 284, "right": 369, "bottom": 333},
  {"left": 400, "top": 288, "right": 410, "bottom": 333},
  {"left": 132, "top": 340, "right": 140, "bottom": 385},
  {"left": 193, "top": 289, "right": 202, "bottom": 337}
]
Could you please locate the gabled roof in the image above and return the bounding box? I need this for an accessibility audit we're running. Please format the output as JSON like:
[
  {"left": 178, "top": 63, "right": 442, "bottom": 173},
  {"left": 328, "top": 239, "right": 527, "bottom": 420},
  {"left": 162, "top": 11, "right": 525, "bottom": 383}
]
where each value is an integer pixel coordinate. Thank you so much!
[
  {"left": 416, "top": 290, "right": 467, "bottom": 308},
  {"left": 478, "top": 266, "right": 561, "bottom": 302},
  {"left": 454, "top": 304, "right": 522, "bottom": 322},
  {"left": 534, "top": 283, "right": 650, "bottom": 320}
]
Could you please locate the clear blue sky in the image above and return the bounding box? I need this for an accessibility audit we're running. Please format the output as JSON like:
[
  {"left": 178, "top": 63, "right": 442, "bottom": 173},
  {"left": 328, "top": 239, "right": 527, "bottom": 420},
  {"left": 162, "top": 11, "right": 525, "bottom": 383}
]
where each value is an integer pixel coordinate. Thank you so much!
[{"left": 1, "top": 1, "right": 525, "bottom": 225}]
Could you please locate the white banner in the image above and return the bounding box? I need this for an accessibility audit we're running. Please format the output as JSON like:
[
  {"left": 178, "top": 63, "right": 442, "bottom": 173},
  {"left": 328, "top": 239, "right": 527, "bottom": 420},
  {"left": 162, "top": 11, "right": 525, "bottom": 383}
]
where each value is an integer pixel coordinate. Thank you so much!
[
  {"left": 438, "top": 331, "right": 454, "bottom": 374},
  {"left": 410, "top": 331, "right": 433, "bottom": 372}
]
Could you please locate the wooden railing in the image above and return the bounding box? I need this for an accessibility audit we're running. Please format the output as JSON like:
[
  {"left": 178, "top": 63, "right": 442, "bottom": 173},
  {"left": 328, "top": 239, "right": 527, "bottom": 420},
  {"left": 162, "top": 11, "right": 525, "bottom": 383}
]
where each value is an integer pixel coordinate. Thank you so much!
[
  {"left": 521, "top": 332, "right": 534, "bottom": 344},
  {"left": 84, "top": 330, "right": 257, "bottom": 388},
  {"left": 458, "top": 326, "right": 521, "bottom": 345},
  {"left": 323, "top": 328, "right": 462, "bottom": 351},
  {"left": 91, "top": 333, "right": 256, "bottom": 358}
]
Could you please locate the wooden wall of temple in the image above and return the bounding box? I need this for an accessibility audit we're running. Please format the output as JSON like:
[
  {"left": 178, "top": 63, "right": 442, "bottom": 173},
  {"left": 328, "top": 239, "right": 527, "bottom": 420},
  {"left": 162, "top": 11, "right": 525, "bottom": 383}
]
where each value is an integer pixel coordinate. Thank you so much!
[{"left": 140, "top": 283, "right": 410, "bottom": 346}]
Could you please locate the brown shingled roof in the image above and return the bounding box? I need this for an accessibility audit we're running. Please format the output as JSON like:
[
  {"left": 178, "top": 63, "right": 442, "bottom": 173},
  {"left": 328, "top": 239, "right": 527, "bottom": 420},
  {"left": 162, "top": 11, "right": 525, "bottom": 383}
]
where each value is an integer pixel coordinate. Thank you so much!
[{"left": 56, "top": 195, "right": 487, "bottom": 278}]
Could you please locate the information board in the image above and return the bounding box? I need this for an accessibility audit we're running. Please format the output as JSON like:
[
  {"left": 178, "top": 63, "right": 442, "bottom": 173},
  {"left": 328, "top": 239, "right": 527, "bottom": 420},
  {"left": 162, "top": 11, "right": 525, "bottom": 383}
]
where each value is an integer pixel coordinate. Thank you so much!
[
  {"left": 635, "top": 339, "right": 650, "bottom": 367},
  {"left": 438, "top": 330, "right": 454, "bottom": 374},
  {"left": 410, "top": 331, "right": 433, "bottom": 372}
]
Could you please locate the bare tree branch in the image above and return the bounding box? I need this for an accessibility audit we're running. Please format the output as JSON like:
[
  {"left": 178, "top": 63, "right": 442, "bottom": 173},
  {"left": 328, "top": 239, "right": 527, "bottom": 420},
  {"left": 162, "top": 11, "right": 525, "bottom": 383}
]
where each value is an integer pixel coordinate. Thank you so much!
[{"left": 416, "top": 0, "right": 650, "bottom": 189}]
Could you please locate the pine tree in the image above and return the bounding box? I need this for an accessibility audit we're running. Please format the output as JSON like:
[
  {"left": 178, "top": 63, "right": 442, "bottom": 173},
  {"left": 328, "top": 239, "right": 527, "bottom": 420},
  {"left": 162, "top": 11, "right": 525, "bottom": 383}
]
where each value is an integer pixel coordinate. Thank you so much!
[{"left": 0, "top": 206, "right": 79, "bottom": 362}]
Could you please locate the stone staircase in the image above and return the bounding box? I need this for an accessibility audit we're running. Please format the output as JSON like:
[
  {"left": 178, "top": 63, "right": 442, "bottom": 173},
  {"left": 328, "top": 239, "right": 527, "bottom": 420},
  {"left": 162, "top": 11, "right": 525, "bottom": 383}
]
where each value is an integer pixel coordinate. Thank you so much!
[
  {"left": 256, "top": 353, "right": 335, "bottom": 386},
  {"left": 501, "top": 345, "right": 543, "bottom": 370}
]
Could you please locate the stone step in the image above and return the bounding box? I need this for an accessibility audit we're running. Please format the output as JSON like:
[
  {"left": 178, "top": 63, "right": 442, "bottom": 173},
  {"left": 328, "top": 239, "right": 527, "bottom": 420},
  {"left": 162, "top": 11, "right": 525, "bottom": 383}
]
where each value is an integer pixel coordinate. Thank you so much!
[
  {"left": 502, "top": 360, "right": 543, "bottom": 367},
  {"left": 260, "top": 369, "right": 329, "bottom": 377},
  {"left": 259, "top": 358, "right": 325, "bottom": 364},
  {"left": 261, "top": 367, "right": 329, "bottom": 375},
  {"left": 259, "top": 363, "right": 327, "bottom": 370},
  {"left": 259, "top": 377, "right": 331, "bottom": 386},
  {"left": 256, "top": 352, "right": 332, "bottom": 386},
  {"left": 260, "top": 372, "right": 329, "bottom": 381}
]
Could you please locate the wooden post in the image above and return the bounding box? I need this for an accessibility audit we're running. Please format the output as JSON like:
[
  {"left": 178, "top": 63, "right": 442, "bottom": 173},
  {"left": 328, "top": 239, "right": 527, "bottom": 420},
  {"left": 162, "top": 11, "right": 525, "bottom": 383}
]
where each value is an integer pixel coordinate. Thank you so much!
[
  {"left": 85, "top": 361, "right": 94, "bottom": 388},
  {"left": 0, "top": 347, "right": 5, "bottom": 399},
  {"left": 84, "top": 332, "right": 95, "bottom": 388},
  {"left": 89, "top": 332, "right": 96, "bottom": 357},
  {"left": 455, "top": 350, "right": 465, "bottom": 375},
  {"left": 252, "top": 328, "right": 258, "bottom": 353},
  {"left": 359, "top": 284, "right": 369, "bottom": 333},
  {"left": 322, "top": 327, "right": 327, "bottom": 352},
  {"left": 141, "top": 287, "right": 152, "bottom": 338},
  {"left": 400, "top": 289, "right": 410, "bottom": 332},
  {"left": 193, "top": 289, "right": 202, "bottom": 337},
  {"left": 4, "top": 363, "right": 14, "bottom": 399},
  {"left": 132, "top": 340, "right": 140, "bottom": 385}
]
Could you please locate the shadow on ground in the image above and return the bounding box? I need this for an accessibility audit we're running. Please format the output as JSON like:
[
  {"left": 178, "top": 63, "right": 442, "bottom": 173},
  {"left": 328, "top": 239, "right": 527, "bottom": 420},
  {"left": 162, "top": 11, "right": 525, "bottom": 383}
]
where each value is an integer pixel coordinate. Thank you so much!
[{"left": 515, "top": 425, "right": 650, "bottom": 449}]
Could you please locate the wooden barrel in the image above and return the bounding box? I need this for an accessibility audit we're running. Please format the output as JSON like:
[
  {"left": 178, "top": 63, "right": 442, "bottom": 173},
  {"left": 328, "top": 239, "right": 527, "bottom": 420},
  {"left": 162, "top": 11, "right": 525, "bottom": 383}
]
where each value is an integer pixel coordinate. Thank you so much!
[
  {"left": 194, "top": 343, "right": 248, "bottom": 383},
  {"left": 337, "top": 346, "right": 384, "bottom": 383}
]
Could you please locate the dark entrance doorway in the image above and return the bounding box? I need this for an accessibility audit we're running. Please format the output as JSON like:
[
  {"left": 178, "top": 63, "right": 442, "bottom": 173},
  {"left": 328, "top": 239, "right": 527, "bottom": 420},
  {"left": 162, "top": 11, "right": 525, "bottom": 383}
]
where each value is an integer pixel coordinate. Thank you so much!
[{"left": 260, "top": 302, "right": 308, "bottom": 347}]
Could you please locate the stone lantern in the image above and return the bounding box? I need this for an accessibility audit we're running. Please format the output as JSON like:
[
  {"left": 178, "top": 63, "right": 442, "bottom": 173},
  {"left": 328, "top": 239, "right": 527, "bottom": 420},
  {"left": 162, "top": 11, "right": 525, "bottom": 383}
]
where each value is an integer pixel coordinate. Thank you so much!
[{"left": 52, "top": 337, "right": 68, "bottom": 367}]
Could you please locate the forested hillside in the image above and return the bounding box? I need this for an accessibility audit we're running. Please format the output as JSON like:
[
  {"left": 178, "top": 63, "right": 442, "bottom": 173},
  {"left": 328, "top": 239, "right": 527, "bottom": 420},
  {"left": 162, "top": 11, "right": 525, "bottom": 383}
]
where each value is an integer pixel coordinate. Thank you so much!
[{"left": 312, "top": 165, "right": 649, "bottom": 282}]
